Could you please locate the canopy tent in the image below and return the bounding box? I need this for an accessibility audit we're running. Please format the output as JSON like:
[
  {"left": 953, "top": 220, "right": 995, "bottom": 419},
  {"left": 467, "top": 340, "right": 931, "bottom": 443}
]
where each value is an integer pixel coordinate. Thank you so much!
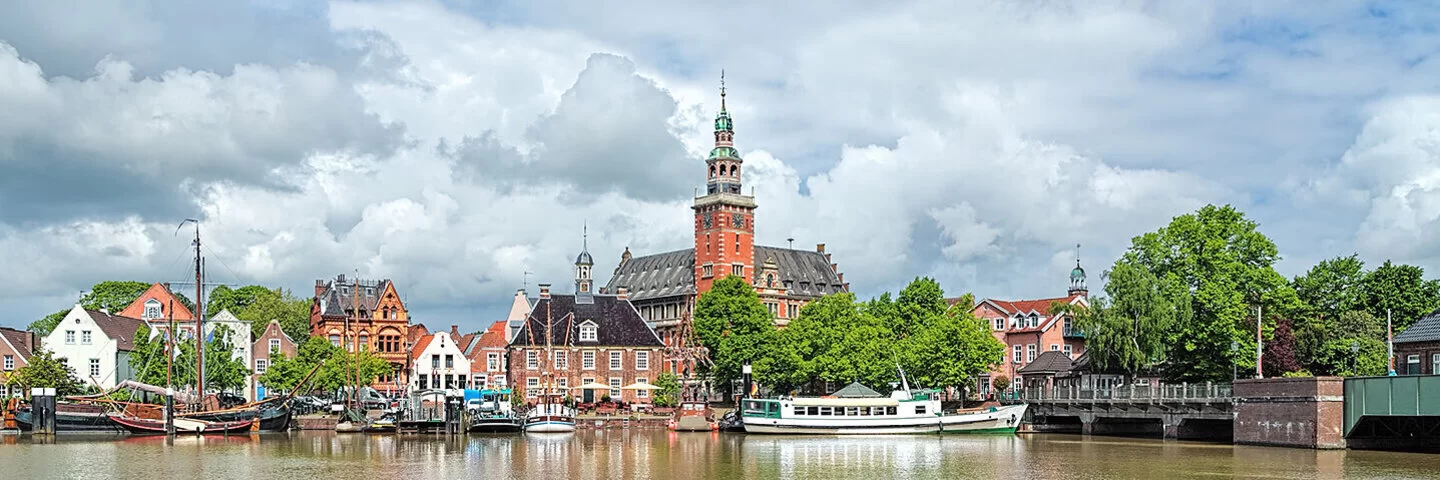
[{"left": 621, "top": 381, "right": 661, "bottom": 391}]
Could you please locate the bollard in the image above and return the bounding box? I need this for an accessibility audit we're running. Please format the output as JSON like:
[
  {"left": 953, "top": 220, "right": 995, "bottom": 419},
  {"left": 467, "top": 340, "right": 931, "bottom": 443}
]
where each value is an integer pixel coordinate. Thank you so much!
[
  {"left": 31, "top": 388, "right": 56, "bottom": 435},
  {"left": 165, "top": 389, "right": 176, "bottom": 436}
]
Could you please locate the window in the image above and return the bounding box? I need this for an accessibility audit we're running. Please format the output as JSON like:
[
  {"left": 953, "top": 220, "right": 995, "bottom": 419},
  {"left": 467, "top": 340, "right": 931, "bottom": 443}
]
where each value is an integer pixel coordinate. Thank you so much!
[
  {"left": 527, "top": 378, "right": 540, "bottom": 397},
  {"left": 733, "top": 264, "right": 744, "bottom": 277},
  {"left": 915, "top": 405, "right": 926, "bottom": 415},
  {"left": 445, "top": 354, "right": 454, "bottom": 369},
  {"left": 432, "top": 354, "right": 440, "bottom": 369},
  {"left": 766, "top": 274, "right": 774, "bottom": 287},
  {"left": 637, "top": 377, "right": 649, "bottom": 398},
  {"left": 582, "top": 351, "right": 596, "bottom": 370},
  {"left": 473, "top": 374, "right": 487, "bottom": 388},
  {"left": 580, "top": 323, "right": 597, "bottom": 342},
  {"left": 1028, "top": 314, "right": 1038, "bottom": 328},
  {"left": 554, "top": 351, "right": 567, "bottom": 369},
  {"left": 143, "top": 299, "right": 161, "bottom": 320},
  {"left": 487, "top": 352, "right": 500, "bottom": 371},
  {"left": 329, "top": 335, "right": 340, "bottom": 347},
  {"left": 994, "top": 318, "right": 1003, "bottom": 330},
  {"left": 1433, "top": 354, "right": 1440, "bottom": 375},
  {"left": 703, "top": 264, "right": 713, "bottom": 278},
  {"left": 1012, "top": 344, "right": 1022, "bottom": 363},
  {"left": 1026, "top": 344, "right": 1037, "bottom": 362},
  {"left": 416, "top": 374, "right": 427, "bottom": 388},
  {"left": 255, "top": 359, "right": 268, "bottom": 374},
  {"left": 610, "top": 377, "right": 622, "bottom": 398},
  {"left": 65, "top": 330, "right": 75, "bottom": 345},
  {"left": 359, "top": 335, "right": 369, "bottom": 352},
  {"left": 767, "top": 303, "right": 778, "bottom": 316},
  {"left": 80, "top": 330, "right": 91, "bottom": 345},
  {"left": 89, "top": 358, "right": 100, "bottom": 377},
  {"left": 610, "top": 351, "right": 622, "bottom": 370},
  {"left": 3, "top": 355, "right": 12, "bottom": 371},
  {"left": 493, "top": 375, "right": 506, "bottom": 388},
  {"left": 636, "top": 351, "right": 649, "bottom": 370},
  {"left": 1050, "top": 344, "right": 1059, "bottom": 351},
  {"left": 527, "top": 351, "right": 538, "bottom": 369},
  {"left": 788, "top": 304, "right": 797, "bottom": 318},
  {"left": 1063, "top": 344, "right": 1073, "bottom": 358},
  {"left": 1407, "top": 355, "right": 1421, "bottom": 375},
  {"left": 269, "top": 339, "right": 281, "bottom": 354},
  {"left": 1063, "top": 317, "right": 1074, "bottom": 335}
]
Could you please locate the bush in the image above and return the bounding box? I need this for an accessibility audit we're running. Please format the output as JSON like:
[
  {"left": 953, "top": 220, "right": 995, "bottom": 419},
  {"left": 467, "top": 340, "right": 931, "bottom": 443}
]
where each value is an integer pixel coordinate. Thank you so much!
[
  {"left": 1281, "top": 369, "right": 1313, "bottom": 378},
  {"left": 992, "top": 375, "right": 1010, "bottom": 392}
]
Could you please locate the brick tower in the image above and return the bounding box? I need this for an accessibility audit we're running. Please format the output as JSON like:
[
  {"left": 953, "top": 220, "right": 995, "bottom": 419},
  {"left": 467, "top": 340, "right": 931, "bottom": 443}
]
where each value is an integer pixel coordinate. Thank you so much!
[{"left": 693, "top": 71, "right": 756, "bottom": 293}]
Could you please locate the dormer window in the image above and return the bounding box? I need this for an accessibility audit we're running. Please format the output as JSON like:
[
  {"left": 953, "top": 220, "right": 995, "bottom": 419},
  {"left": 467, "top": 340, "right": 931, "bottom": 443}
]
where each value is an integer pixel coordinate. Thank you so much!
[
  {"left": 143, "top": 299, "right": 162, "bottom": 320},
  {"left": 1028, "top": 314, "right": 1038, "bottom": 328},
  {"left": 579, "top": 321, "right": 598, "bottom": 342},
  {"left": 766, "top": 274, "right": 775, "bottom": 288}
]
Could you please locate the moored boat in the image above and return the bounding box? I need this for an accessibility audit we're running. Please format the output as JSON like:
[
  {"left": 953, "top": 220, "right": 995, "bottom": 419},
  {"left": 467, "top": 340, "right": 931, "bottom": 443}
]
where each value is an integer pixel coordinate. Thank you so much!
[
  {"left": 523, "top": 398, "right": 576, "bottom": 433},
  {"left": 183, "top": 399, "right": 292, "bottom": 432},
  {"left": 740, "top": 381, "right": 1027, "bottom": 435},
  {"left": 468, "top": 389, "right": 522, "bottom": 433},
  {"left": 670, "top": 401, "right": 718, "bottom": 431},
  {"left": 13, "top": 402, "right": 125, "bottom": 433},
  {"left": 109, "top": 414, "right": 255, "bottom": 435}
]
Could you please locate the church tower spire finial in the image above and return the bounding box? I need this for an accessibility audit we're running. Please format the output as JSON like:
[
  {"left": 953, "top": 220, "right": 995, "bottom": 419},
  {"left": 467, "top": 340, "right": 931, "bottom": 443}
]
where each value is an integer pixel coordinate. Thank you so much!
[
  {"left": 720, "top": 69, "right": 726, "bottom": 111},
  {"left": 1069, "top": 243, "right": 1087, "bottom": 297},
  {"left": 575, "top": 223, "right": 594, "bottom": 294}
]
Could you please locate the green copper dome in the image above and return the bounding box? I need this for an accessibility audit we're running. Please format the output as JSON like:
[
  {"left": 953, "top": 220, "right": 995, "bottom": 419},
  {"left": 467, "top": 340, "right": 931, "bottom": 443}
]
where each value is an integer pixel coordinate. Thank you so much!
[
  {"left": 708, "top": 145, "right": 740, "bottom": 160},
  {"left": 1070, "top": 264, "right": 1085, "bottom": 280},
  {"left": 715, "top": 110, "right": 733, "bottom": 132}
]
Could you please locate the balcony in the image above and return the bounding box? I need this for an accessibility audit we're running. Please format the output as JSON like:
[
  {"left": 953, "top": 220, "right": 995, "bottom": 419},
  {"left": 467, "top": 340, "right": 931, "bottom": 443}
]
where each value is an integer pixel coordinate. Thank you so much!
[{"left": 1063, "top": 327, "right": 1085, "bottom": 339}]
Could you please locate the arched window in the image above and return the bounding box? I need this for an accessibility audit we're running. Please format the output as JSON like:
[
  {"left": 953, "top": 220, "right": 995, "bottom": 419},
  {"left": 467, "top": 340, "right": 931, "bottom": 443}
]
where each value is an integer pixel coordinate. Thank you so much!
[
  {"left": 730, "top": 165, "right": 738, "bottom": 177},
  {"left": 709, "top": 165, "right": 715, "bottom": 178},
  {"left": 766, "top": 274, "right": 774, "bottom": 287}
]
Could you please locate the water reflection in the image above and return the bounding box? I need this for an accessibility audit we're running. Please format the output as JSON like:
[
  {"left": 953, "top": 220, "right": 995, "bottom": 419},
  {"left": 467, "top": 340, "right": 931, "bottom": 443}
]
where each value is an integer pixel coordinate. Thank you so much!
[{"left": 2, "top": 431, "right": 1440, "bottom": 479}]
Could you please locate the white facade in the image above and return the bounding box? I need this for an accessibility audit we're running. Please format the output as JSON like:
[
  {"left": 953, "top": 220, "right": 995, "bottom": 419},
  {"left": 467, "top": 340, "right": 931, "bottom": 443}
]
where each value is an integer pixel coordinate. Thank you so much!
[
  {"left": 207, "top": 309, "right": 254, "bottom": 401},
  {"left": 41, "top": 305, "right": 137, "bottom": 390},
  {"left": 410, "top": 333, "right": 471, "bottom": 391}
]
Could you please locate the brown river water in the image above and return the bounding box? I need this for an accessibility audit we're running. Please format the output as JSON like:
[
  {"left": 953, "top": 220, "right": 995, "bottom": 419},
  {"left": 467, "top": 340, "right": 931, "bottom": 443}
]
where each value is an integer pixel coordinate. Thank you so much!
[{"left": 1, "top": 430, "right": 1437, "bottom": 479}]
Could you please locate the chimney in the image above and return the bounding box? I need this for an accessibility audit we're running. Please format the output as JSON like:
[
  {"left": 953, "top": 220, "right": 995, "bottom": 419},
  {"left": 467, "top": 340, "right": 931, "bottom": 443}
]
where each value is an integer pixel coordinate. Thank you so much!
[
  {"left": 617, "top": 287, "right": 629, "bottom": 301},
  {"left": 338, "top": 274, "right": 347, "bottom": 284},
  {"left": 816, "top": 243, "right": 826, "bottom": 253},
  {"left": 162, "top": 282, "right": 171, "bottom": 292},
  {"left": 825, "top": 253, "right": 832, "bottom": 262},
  {"left": 831, "top": 263, "right": 838, "bottom": 272},
  {"left": 539, "top": 284, "right": 551, "bottom": 299},
  {"left": 838, "top": 272, "right": 844, "bottom": 283},
  {"left": 315, "top": 280, "right": 327, "bottom": 297},
  {"left": 450, "top": 324, "right": 461, "bottom": 339}
]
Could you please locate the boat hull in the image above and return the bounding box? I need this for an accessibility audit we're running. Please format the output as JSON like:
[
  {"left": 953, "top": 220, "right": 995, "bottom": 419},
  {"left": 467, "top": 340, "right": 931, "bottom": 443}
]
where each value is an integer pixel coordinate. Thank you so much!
[
  {"left": 14, "top": 406, "right": 125, "bottom": 433},
  {"left": 524, "top": 415, "right": 576, "bottom": 433},
  {"left": 186, "top": 405, "right": 291, "bottom": 432},
  {"left": 743, "top": 404, "right": 1027, "bottom": 435},
  {"left": 109, "top": 415, "right": 256, "bottom": 435},
  {"left": 469, "top": 417, "right": 523, "bottom": 433},
  {"left": 673, "top": 416, "right": 717, "bottom": 431}
]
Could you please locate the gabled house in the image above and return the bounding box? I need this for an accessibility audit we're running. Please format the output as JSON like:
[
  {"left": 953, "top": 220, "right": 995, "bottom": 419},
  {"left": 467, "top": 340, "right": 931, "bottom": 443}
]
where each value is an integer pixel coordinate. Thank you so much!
[
  {"left": 464, "top": 321, "right": 510, "bottom": 390},
  {"left": 118, "top": 282, "right": 195, "bottom": 323},
  {"left": 1394, "top": 307, "right": 1440, "bottom": 375},
  {"left": 0, "top": 327, "right": 37, "bottom": 398},
  {"left": 963, "top": 259, "right": 1090, "bottom": 398},
  {"left": 410, "top": 332, "right": 471, "bottom": 391},
  {"left": 41, "top": 305, "right": 145, "bottom": 390},
  {"left": 508, "top": 281, "right": 665, "bottom": 405},
  {"left": 252, "top": 320, "right": 298, "bottom": 399},
  {"left": 311, "top": 274, "right": 412, "bottom": 393}
]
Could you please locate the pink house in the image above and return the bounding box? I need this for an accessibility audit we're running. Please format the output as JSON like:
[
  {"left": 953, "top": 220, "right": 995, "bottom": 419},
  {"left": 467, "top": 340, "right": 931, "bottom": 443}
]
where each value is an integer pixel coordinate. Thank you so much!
[{"left": 962, "top": 258, "right": 1090, "bottom": 397}]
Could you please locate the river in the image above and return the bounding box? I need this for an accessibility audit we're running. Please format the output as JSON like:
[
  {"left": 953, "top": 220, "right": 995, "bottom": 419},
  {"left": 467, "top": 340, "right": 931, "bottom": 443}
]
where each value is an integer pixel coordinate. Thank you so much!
[{"left": 1, "top": 431, "right": 1437, "bottom": 479}]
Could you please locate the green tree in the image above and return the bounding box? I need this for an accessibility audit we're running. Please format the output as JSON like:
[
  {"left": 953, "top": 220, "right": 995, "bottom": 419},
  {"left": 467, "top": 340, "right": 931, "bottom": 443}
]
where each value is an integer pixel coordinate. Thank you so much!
[
  {"left": 206, "top": 285, "right": 277, "bottom": 317},
  {"left": 1291, "top": 254, "right": 1367, "bottom": 321},
  {"left": 260, "top": 336, "right": 392, "bottom": 395},
  {"left": 11, "top": 347, "right": 84, "bottom": 396},
  {"left": 127, "top": 324, "right": 250, "bottom": 394},
  {"left": 899, "top": 300, "right": 1005, "bottom": 390},
  {"left": 653, "top": 372, "right": 682, "bottom": 407},
  {"left": 1059, "top": 263, "right": 1191, "bottom": 374},
  {"left": 230, "top": 287, "right": 312, "bottom": 342},
  {"left": 891, "top": 277, "right": 949, "bottom": 338},
  {"left": 694, "top": 275, "right": 777, "bottom": 392},
  {"left": 1116, "top": 204, "right": 1301, "bottom": 382},
  {"left": 1360, "top": 261, "right": 1440, "bottom": 331},
  {"left": 27, "top": 280, "right": 153, "bottom": 336}
]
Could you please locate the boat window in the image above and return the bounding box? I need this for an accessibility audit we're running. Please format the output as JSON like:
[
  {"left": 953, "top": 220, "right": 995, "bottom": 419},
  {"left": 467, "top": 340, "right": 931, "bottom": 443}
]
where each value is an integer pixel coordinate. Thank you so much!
[
  {"left": 915, "top": 405, "right": 927, "bottom": 415},
  {"left": 817, "top": 407, "right": 830, "bottom": 416},
  {"left": 768, "top": 403, "right": 780, "bottom": 414},
  {"left": 887, "top": 407, "right": 897, "bottom": 415},
  {"left": 844, "top": 407, "right": 857, "bottom": 416}
]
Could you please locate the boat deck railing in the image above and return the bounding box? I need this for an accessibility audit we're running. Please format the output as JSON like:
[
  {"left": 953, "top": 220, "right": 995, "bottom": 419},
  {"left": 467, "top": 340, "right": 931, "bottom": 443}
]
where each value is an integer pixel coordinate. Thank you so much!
[{"left": 999, "top": 383, "right": 1233, "bottom": 404}]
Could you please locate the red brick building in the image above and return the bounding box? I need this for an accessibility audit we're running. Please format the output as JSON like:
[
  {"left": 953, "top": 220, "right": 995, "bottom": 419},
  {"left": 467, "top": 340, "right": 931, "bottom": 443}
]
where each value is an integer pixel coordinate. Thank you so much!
[
  {"left": 311, "top": 275, "right": 413, "bottom": 393},
  {"left": 508, "top": 283, "right": 664, "bottom": 405},
  {"left": 251, "top": 319, "right": 297, "bottom": 399},
  {"left": 604, "top": 80, "right": 849, "bottom": 353},
  {"left": 965, "top": 259, "right": 1090, "bottom": 397},
  {"left": 1394, "top": 307, "right": 1440, "bottom": 375},
  {"left": 463, "top": 321, "right": 510, "bottom": 390},
  {"left": 0, "top": 327, "right": 36, "bottom": 398}
]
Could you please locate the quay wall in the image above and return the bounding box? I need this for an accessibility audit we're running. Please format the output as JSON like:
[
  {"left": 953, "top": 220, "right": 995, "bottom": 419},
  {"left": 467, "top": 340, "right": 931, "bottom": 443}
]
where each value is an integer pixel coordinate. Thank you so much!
[{"left": 1234, "top": 377, "right": 1345, "bottom": 449}]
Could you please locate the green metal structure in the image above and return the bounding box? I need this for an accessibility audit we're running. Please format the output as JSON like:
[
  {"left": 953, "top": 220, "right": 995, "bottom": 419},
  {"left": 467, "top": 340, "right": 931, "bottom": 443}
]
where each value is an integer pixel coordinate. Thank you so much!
[{"left": 1343, "top": 376, "right": 1440, "bottom": 438}]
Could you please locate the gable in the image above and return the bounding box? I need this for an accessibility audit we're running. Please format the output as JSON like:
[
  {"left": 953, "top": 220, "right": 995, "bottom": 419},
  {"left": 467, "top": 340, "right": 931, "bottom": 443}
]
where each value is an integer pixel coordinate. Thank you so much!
[
  {"left": 512, "top": 294, "right": 663, "bottom": 348},
  {"left": 118, "top": 283, "right": 195, "bottom": 321}
]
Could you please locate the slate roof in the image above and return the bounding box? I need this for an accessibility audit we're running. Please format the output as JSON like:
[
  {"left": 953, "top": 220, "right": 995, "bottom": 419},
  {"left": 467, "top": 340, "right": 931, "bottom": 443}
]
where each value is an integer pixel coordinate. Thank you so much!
[
  {"left": 604, "top": 246, "right": 846, "bottom": 301},
  {"left": 1394, "top": 307, "right": 1440, "bottom": 344},
  {"left": 317, "top": 277, "right": 397, "bottom": 316},
  {"left": 511, "top": 294, "right": 663, "bottom": 348},
  {"left": 830, "top": 382, "right": 883, "bottom": 398},
  {"left": 0, "top": 327, "right": 34, "bottom": 360},
  {"left": 88, "top": 310, "right": 146, "bottom": 352},
  {"left": 1018, "top": 351, "right": 1075, "bottom": 375}
]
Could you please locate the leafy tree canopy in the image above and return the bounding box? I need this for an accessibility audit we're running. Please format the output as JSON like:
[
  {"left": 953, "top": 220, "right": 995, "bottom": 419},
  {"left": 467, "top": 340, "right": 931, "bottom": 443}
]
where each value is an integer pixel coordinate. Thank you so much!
[
  {"left": 259, "top": 336, "right": 392, "bottom": 395},
  {"left": 1360, "top": 260, "right": 1440, "bottom": 331},
  {"left": 28, "top": 281, "right": 154, "bottom": 336},
  {"left": 694, "top": 275, "right": 777, "bottom": 390},
  {"left": 8, "top": 347, "right": 84, "bottom": 396}
]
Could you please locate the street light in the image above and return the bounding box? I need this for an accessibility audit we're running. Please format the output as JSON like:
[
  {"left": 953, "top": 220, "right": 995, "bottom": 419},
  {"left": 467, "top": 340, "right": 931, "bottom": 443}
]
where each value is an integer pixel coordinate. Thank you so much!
[
  {"left": 1230, "top": 340, "right": 1238, "bottom": 383},
  {"left": 1351, "top": 340, "right": 1359, "bottom": 376}
]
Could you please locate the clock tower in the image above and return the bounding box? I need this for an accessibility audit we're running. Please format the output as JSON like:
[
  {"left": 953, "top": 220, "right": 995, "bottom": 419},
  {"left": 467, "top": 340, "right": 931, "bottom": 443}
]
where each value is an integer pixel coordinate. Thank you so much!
[{"left": 693, "top": 71, "right": 756, "bottom": 294}]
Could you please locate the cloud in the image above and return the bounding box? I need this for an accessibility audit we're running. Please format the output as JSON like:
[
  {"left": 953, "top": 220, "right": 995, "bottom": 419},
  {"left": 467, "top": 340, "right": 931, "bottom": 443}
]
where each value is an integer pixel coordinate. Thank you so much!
[{"left": 0, "top": 42, "right": 402, "bottom": 224}]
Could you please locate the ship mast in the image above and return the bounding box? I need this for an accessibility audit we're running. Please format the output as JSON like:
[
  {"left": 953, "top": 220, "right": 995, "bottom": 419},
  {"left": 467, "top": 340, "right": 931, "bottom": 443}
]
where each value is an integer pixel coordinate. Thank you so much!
[{"left": 177, "top": 219, "right": 205, "bottom": 401}]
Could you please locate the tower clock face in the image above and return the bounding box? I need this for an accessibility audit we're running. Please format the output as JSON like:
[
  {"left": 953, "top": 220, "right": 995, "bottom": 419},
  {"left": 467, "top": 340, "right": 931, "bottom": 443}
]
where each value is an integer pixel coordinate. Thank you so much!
[
  {"left": 731, "top": 213, "right": 746, "bottom": 229},
  {"left": 702, "top": 212, "right": 713, "bottom": 229}
]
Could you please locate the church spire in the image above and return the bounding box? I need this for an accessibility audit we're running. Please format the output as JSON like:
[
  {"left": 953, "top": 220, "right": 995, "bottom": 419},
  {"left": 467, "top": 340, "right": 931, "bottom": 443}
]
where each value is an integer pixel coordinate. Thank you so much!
[
  {"left": 1069, "top": 243, "right": 1087, "bottom": 297},
  {"left": 706, "top": 69, "right": 742, "bottom": 196},
  {"left": 575, "top": 223, "right": 594, "bottom": 294}
]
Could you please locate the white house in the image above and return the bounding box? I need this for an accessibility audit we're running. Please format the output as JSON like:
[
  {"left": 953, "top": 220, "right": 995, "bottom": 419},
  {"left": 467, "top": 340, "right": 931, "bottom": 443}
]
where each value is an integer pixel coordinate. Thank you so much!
[
  {"left": 409, "top": 332, "right": 471, "bottom": 392},
  {"left": 207, "top": 309, "right": 254, "bottom": 401},
  {"left": 42, "top": 305, "right": 145, "bottom": 390}
]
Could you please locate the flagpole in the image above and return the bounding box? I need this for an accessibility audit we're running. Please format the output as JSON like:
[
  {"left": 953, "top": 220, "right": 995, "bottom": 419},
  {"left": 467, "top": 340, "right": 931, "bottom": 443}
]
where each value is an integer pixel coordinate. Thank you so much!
[
  {"left": 1255, "top": 305, "right": 1263, "bottom": 379},
  {"left": 1387, "top": 309, "right": 1396, "bottom": 376}
]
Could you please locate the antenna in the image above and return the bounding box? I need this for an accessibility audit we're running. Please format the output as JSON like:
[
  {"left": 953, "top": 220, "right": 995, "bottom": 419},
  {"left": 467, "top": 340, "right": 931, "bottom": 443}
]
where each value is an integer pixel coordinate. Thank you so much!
[
  {"left": 1075, "top": 243, "right": 1082, "bottom": 265},
  {"left": 787, "top": 238, "right": 794, "bottom": 249},
  {"left": 523, "top": 270, "right": 534, "bottom": 292}
]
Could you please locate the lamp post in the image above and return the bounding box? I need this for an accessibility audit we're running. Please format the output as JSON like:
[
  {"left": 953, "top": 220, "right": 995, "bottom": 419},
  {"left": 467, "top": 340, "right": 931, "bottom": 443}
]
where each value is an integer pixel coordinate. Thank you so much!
[
  {"left": 1350, "top": 340, "right": 1359, "bottom": 376},
  {"left": 1231, "top": 340, "right": 1238, "bottom": 383}
]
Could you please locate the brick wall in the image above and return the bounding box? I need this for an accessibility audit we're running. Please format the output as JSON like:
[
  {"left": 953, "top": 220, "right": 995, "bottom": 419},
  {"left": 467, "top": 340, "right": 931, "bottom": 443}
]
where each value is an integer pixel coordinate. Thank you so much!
[
  {"left": 1395, "top": 340, "right": 1440, "bottom": 375},
  {"left": 508, "top": 346, "right": 665, "bottom": 404},
  {"left": 1234, "top": 377, "right": 1345, "bottom": 449}
]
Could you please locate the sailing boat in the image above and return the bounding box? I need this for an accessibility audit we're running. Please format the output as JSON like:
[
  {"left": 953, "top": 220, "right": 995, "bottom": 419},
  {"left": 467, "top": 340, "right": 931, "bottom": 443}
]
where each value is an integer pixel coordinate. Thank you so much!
[
  {"left": 523, "top": 298, "right": 576, "bottom": 433},
  {"left": 336, "top": 272, "right": 367, "bottom": 433}
]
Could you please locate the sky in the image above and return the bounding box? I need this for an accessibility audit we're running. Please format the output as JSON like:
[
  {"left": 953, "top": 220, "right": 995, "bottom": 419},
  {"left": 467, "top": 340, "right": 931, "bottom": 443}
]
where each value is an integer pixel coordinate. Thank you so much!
[{"left": 2, "top": 0, "right": 1440, "bottom": 333}]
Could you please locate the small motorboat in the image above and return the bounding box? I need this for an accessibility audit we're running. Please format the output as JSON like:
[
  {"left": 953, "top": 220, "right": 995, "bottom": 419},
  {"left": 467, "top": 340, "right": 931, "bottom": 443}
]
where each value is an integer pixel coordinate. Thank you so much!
[
  {"left": 670, "top": 401, "right": 718, "bottom": 432},
  {"left": 363, "top": 417, "right": 397, "bottom": 434},
  {"left": 523, "top": 396, "right": 576, "bottom": 433},
  {"left": 468, "top": 389, "right": 522, "bottom": 434}
]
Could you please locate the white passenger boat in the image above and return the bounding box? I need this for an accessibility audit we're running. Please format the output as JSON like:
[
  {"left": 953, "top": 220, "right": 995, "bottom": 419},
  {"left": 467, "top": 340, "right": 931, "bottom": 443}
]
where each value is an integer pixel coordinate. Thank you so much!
[{"left": 739, "top": 381, "right": 1027, "bottom": 435}]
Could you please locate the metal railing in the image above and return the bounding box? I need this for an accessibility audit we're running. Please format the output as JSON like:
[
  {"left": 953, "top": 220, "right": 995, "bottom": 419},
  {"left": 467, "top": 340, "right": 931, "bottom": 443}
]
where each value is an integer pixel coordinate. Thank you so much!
[{"left": 1000, "top": 383, "right": 1233, "bottom": 403}]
